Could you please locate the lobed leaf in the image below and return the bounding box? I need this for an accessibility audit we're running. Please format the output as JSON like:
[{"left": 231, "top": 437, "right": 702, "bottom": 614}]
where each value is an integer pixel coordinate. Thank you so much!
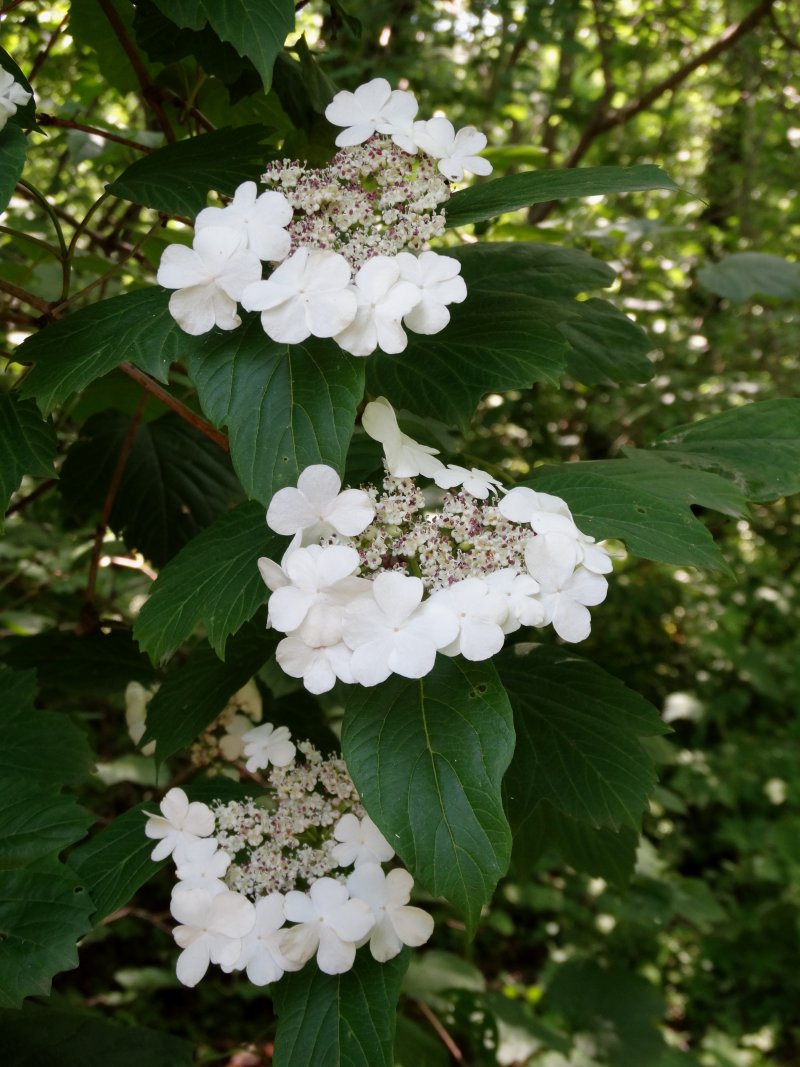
[
  {"left": 0, "top": 390, "right": 56, "bottom": 516},
  {"left": 0, "top": 780, "right": 92, "bottom": 871},
  {"left": 342, "top": 659, "right": 514, "bottom": 934},
  {"left": 198, "top": 0, "right": 296, "bottom": 91}
]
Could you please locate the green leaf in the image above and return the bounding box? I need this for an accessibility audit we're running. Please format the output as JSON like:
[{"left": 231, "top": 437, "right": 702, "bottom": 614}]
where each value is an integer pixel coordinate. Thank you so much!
[
  {"left": 651, "top": 398, "right": 800, "bottom": 503},
  {"left": 141, "top": 622, "right": 274, "bottom": 760},
  {"left": 68, "top": 803, "right": 166, "bottom": 923},
  {"left": 342, "top": 659, "right": 514, "bottom": 933},
  {"left": 0, "top": 48, "right": 36, "bottom": 129},
  {"left": 509, "top": 799, "right": 639, "bottom": 886},
  {"left": 527, "top": 465, "right": 728, "bottom": 570},
  {"left": 60, "top": 411, "right": 241, "bottom": 567},
  {"left": 0, "top": 863, "right": 93, "bottom": 1008},
  {"left": 0, "top": 390, "right": 56, "bottom": 515},
  {"left": 68, "top": 0, "right": 157, "bottom": 95},
  {"left": 367, "top": 290, "right": 568, "bottom": 429},
  {"left": 0, "top": 126, "right": 27, "bottom": 214},
  {"left": 151, "top": 0, "right": 208, "bottom": 30},
  {"left": 696, "top": 252, "right": 800, "bottom": 302},
  {"left": 272, "top": 950, "right": 409, "bottom": 1067},
  {"left": 557, "top": 298, "right": 654, "bottom": 385},
  {"left": 451, "top": 241, "right": 615, "bottom": 296},
  {"left": 3, "top": 630, "right": 156, "bottom": 693},
  {"left": 107, "top": 126, "right": 278, "bottom": 215},
  {"left": 0, "top": 780, "right": 92, "bottom": 870},
  {"left": 185, "top": 320, "right": 365, "bottom": 503},
  {"left": 499, "top": 645, "right": 666, "bottom": 832},
  {"left": 134, "top": 500, "right": 278, "bottom": 662},
  {"left": 0, "top": 1003, "right": 195, "bottom": 1067},
  {"left": 18, "top": 290, "right": 179, "bottom": 415},
  {"left": 0, "top": 668, "right": 94, "bottom": 787},
  {"left": 198, "top": 0, "right": 296, "bottom": 91},
  {"left": 445, "top": 164, "right": 679, "bottom": 228}
]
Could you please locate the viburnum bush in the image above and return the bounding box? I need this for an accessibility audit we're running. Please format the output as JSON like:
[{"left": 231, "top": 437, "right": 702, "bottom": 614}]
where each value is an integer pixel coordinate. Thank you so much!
[{"left": 2, "top": 5, "right": 800, "bottom": 1065}]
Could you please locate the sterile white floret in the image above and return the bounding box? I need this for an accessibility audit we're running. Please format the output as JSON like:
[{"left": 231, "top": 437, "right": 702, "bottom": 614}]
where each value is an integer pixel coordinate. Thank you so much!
[
  {"left": 361, "top": 397, "right": 444, "bottom": 477},
  {"left": 171, "top": 887, "right": 255, "bottom": 987},
  {"left": 266, "top": 464, "right": 374, "bottom": 541},
  {"left": 195, "top": 181, "right": 293, "bottom": 262},
  {"left": 144, "top": 787, "right": 215, "bottom": 862},
  {"left": 241, "top": 722, "right": 296, "bottom": 772},
  {"left": 325, "top": 77, "right": 419, "bottom": 152},
  {"left": 280, "top": 877, "right": 374, "bottom": 975},
  {"left": 412, "top": 117, "right": 493, "bottom": 181},
  {"left": 331, "top": 813, "right": 395, "bottom": 868},
  {"left": 334, "top": 256, "right": 421, "bottom": 357},
  {"left": 396, "top": 251, "right": 467, "bottom": 335},
  {"left": 347, "top": 864, "right": 434, "bottom": 962}
]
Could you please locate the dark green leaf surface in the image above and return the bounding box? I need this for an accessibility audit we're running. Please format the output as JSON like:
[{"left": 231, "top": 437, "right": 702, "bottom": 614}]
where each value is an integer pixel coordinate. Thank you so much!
[
  {"left": 0, "top": 864, "right": 93, "bottom": 1008},
  {"left": 69, "top": 0, "right": 153, "bottom": 95},
  {"left": 199, "top": 0, "right": 296, "bottom": 90},
  {"left": 107, "top": 125, "right": 278, "bottom": 214},
  {"left": 652, "top": 398, "right": 800, "bottom": 502},
  {"left": 0, "top": 126, "right": 27, "bottom": 213},
  {"left": 528, "top": 465, "right": 728, "bottom": 570},
  {"left": 0, "top": 1004, "right": 195, "bottom": 1067},
  {"left": 18, "top": 290, "right": 180, "bottom": 414},
  {"left": 272, "top": 950, "right": 409, "bottom": 1067},
  {"left": 445, "top": 164, "right": 679, "bottom": 227},
  {"left": 696, "top": 252, "right": 800, "bottom": 302},
  {"left": 0, "top": 47, "right": 37, "bottom": 129},
  {"left": 134, "top": 500, "right": 278, "bottom": 662},
  {"left": 557, "top": 298, "right": 654, "bottom": 385},
  {"left": 0, "top": 390, "right": 56, "bottom": 514},
  {"left": 68, "top": 804, "right": 166, "bottom": 923},
  {"left": 185, "top": 320, "right": 365, "bottom": 503},
  {"left": 342, "top": 659, "right": 514, "bottom": 933},
  {"left": 500, "top": 645, "right": 666, "bottom": 832},
  {"left": 3, "top": 630, "right": 156, "bottom": 692},
  {"left": 60, "top": 411, "right": 241, "bottom": 566},
  {"left": 450, "top": 241, "right": 615, "bottom": 296},
  {"left": 141, "top": 622, "right": 274, "bottom": 760},
  {"left": 368, "top": 290, "right": 568, "bottom": 429},
  {"left": 0, "top": 780, "right": 92, "bottom": 870}
]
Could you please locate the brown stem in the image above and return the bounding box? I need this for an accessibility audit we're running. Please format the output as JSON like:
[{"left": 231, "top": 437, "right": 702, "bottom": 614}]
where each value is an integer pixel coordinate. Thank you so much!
[
  {"left": 4, "top": 477, "right": 58, "bottom": 518},
  {"left": 27, "top": 13, "right": 68, "bottom": 82},
  {"left": 0, "top": 0, "right": 27, "bottom": 13},
  {"left": 416, "top": 1001, "right": 464, "bottom": 1063},
  {"left": 161, "top": 87, "right": 216, "bottom": 133},
  {"left": 119, "top": 362, "right": 230, "bottom": 453},
  {"left": 36, "top": 113, "right": 152, "bottom": 153},
  {"left": 0, "top": 278, "right": 52, "bottom": 315},
  {"left": 96, "top": 0, "right": 176, "bottom": 143},
  {"left": 81, "top": 390, "right": 148, "bottom": 629}
]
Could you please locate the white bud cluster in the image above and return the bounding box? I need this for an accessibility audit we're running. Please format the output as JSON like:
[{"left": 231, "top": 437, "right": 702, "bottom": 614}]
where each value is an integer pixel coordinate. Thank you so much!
[
  {"left": 155, "top": 79, "right": 491, "bottom": 355},
  {"left": 259, "top": 398, "right": 615, "bottom": 694},
  {"left": 143, "top": 729, "right": 434, "bottom": 987}
]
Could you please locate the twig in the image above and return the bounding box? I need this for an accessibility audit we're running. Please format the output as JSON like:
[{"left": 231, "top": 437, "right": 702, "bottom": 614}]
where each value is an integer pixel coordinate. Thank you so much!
[
  {"left": 96, "top": 0, "right": 176, "bottom": 143},
  {"left": 0, "top": 278, "right": 52, "bottom": 315},
  {"left": 0, "top": 224, "right": 61, "bottom": 258},
  {"left": 52, "top": 216, "right": 161, "bottom": 312},
  {"left": 5, "top": 478, "right": 58, "bottom": 518},
  {"left": 36, "top": 113, "right": 152, "bottom": 153},
  {"left": 0, "top": 0, "right": 27, "bottom": 14},
  {"left": 119, "top": 362, "right": 230, "bottom": 452},
  {"left": 27, "top": 13, "right": 68, "bottom": 82},
  {"left": 81, "top": 390, "right": 148, "bottom": 627},
  {"left": 416, "top": 1001, "right": 464, "bottom": 1063}
]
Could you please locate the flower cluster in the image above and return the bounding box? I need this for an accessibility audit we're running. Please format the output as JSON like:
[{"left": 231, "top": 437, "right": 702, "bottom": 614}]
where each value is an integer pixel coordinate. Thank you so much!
[
  {"left": 0, "top": 70, "right": 31, "bottom": 132},
  {"left": 156, "top": 78, "right": 491, "bottom": 354},
  {"left": 259, "top": 398, "right": 614, "bottom": 694},
  {"left": 144, "top": 730, "right": 433, "bottom": 986}
]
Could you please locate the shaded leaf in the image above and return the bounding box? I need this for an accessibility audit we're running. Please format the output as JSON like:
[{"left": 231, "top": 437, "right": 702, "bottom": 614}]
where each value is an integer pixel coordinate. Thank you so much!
[
  {"left": 500, "top": 645, "right": 666, "bottom": 832},
  {"left": 134, "top": 500, "right": 278, "bottom": 662},
  {"left": 557, "top": 298, "right": 654, "bottom": 385},
  {"left": 0, "top": 390, "right": 56, "bottom": 515},
  {"left": 60, "top": 410, "right": 241, "bottom": 567},
  {"left": 696, "top": 252, "right": 800, "bottom": 302},
  {"left": 18, "top": 290, "right": 179, "bottom": 414},
  {"left": 0, "top": 126, "right": 27, "bottom": 214},
  {"left": 107, "top": 125, "right": 278, "bottom": 215},
  {"left": 272, "top": 950, "right": 409, "bottom": 1067},
  {"left": 445, "top": 164, "right": 679, "bottom": 228},
  {"left": 185, "top": 320, "right": 365, "bottom": 503},
  {"left": 0, "top": 780, "right": 92, "bottom": 870},
  {"left": 342, "top": 659, "right": 514, "bottom": 933},
  {"left": 198, "top": 0, "right": 296, "bottom": 91},
  {"left": 69, "top": 0, "right": 156, "bottom": 95},
  {"left": 3, "top": 630, "right": 156, "bottom": 693}
]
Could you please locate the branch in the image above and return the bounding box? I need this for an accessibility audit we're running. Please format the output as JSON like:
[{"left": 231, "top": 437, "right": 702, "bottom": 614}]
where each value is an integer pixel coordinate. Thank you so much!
[
  {"left": 36, "top": 113, "right": 153, "bottom": 153},
  {"left": 27, "top": 13, "right": 68, "bottom": 82},
  {"left": 96, "top": 0, "right": 176, "bottom": 143},
  {"left": 0, "top": 278, "right": 52, "bottom": 315},
  {"left": 5, "top": 478, "right": 58, "bottom": 518},
  {"left": 118, "top": 362, "right": 230, "bottom": 453},
  {"left": 416, "top": 1001, "right": 464, "bottom": 1063}
]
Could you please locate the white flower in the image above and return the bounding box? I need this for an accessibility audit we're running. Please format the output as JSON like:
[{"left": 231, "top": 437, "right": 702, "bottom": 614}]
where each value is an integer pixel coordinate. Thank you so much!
[
  {"left": 524, "top": 533, "right": 608, "bottom": 643},
  {"left": 499, "top": 487, "right": 613, "bottom": 575},
  {"left": 144, "top": 788, "right": 215, "bottom": 862},
  {"left": 343, "top": 571, "right": 459, "bottom": 685},
  {"left": 347, "top": 864, "right": 434, "bottom": 962},
  {"left": 242, "top": 722, "right": 296, "bottom": 772},
  {"left": 483, "top": 568, "right": 546, "bottom": 633},
  {"left": 0, "top": 70, "right": 31, "bottom": 131},
  {"left": 157, "top": 226, "right": 261, "bottom": 335},
  {"left": 433, "top": 464, "right": 504, "bottom": 500},
  {"left": 266, "top": 464, "right": 374, "bottom": 541},
  {"left": 226, "top": 893, "right": 299, "bottom": 985},
  {"left": 276, "top": 637, "right": 355, "bottom": 695},
  {"left": 241, "top": 247, "right": 357, "bottom": 344},
  {"left": 430, "top": 577, "right": 508, "bottom": 661},
  {"left": 334, "top": 256, "right": 420, "bottom": 357},
  {"left": 257, "top": 532, "right": 302, "bottom": 596},
  {"left": 396, "top": 251, "right": 467, "bottom": 335},
  {"left": 362, "top": 396, "right": 444, "bottom": 477},
  {"left": 325, "top": 77, "right": 419, "bottom": 152},
  {"left": 331, "top": 813, "right": 395, "bottom": 868},
  {"left": 174, "top": 838, "right": 231, "bottom": 894},
  {"left": 218, "top": 713, "right": 256, "bottom": 762},
  {"left": 412, "top": 118, "right": 492, "bottom": 182},
  {"left": 266, "top": 544, "right": 366, "bottom": 635},
  {"left": 124, "top": 680, "right": 156, "bottom": 756},
  {"left": 280, "top": 877, "right": 374, "bottom": 975},
  {"left": 171, "top": 887, "right": 255, "bottom": 987},
  {"left": 195, "top": 181, "right": 292, "bottom": 262}
]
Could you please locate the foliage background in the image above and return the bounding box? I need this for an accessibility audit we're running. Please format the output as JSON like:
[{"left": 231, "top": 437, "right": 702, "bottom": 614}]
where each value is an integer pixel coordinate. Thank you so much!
[{"left": 2, "top": 0, "right": 800, "bottom": 1064}]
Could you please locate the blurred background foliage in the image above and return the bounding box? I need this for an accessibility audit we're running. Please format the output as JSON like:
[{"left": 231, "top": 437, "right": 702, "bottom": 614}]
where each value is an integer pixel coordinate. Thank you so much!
[{"left": 2, "top": 0, "right": 800, "bottom": 1064}]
